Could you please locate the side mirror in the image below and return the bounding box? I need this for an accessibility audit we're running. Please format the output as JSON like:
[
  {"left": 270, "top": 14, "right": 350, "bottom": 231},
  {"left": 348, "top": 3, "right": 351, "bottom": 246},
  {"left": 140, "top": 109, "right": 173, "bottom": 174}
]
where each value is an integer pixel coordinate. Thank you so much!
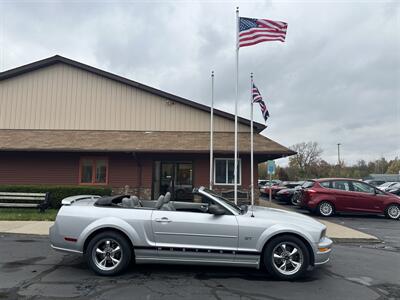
[{"left": 208, "top": 205, "right": 225, "bottom": 215}]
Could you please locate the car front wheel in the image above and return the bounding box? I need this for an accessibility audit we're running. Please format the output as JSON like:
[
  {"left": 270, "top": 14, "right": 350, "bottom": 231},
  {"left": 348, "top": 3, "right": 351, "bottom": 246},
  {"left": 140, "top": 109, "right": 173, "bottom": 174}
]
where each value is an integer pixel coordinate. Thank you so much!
[
  {"left": 317, "top": 201, "right": 334, "bottom": 217},
  {"left": 263, "top": 235, "right": 310, "bottom": 280},
  {"left": 385, "top": 204, "right": 400, "bottom": 220},
  {"left": 85, "top": 231, "right": 132, "bottom": 276}
]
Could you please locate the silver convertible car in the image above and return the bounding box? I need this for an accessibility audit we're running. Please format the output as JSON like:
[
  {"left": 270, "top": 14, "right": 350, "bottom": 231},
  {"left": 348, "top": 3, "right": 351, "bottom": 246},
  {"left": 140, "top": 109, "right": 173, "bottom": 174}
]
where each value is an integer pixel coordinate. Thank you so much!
[{"left": 50, "top": 187, "right": 332, "bottom": 280}]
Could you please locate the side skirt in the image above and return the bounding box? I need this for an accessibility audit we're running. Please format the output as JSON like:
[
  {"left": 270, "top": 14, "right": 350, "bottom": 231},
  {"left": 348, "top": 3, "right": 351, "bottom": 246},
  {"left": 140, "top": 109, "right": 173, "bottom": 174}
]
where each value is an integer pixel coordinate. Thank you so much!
[{"left": 135, "top": 257, "right": 260, "bottom": 269}]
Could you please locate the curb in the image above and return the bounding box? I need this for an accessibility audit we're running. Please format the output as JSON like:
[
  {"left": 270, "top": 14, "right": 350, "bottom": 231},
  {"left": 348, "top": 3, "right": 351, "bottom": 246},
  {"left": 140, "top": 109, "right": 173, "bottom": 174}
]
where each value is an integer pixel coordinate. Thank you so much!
[{"left": 330, "top": 237, "right": 381, "bottom": 244}]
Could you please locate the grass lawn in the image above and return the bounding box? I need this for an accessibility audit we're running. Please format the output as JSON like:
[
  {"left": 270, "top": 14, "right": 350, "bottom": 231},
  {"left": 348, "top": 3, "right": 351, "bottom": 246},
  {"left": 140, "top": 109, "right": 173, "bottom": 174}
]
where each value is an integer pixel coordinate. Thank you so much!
[{"left": 0, "top": 208, "right": 59, "bottom": 221}]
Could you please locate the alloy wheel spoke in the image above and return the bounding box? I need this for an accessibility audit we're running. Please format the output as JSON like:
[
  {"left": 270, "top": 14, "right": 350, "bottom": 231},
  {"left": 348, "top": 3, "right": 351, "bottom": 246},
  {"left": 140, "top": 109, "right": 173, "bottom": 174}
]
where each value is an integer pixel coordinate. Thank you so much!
[
  {"left": 289, "top": 259, "right": 301, "bottom": 268},
  {"left": 279, "top": 261, "right": 287, "bottom": 271},
  {"left": 96, "top": 248, "right": 105, "bottom": 255},
  {"left": 111, "top": 246, "right": 121, "bottom": 254},
  {"left": 99, "top": 258, "right": 107, "bottom": 266},
  {"left": 280, "top": 244, "right": 287, "bottom": 252},
  {"left": 110, "top": 257, "right": 119, "bottom": 265},
  {"left": 289, "top": 248, "right": 298, "bottom": 256}
]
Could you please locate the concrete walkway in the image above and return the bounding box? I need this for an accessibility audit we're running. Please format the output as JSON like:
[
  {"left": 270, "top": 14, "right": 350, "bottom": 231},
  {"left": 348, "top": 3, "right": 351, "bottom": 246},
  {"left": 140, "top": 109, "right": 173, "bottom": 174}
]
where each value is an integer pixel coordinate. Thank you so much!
[
  {"left": 0, "top": 221, "right": 53, "bottom": 236},
  {"left": 0, "top": 202, "right": 380, "bottom": 242},
  {"left": 258, "top": 199, "right": 379, "bottom": 243}
]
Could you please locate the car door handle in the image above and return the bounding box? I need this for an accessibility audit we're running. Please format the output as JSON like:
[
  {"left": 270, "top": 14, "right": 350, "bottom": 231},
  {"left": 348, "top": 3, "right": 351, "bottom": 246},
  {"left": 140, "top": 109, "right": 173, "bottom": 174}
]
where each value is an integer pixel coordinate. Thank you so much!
[{"left": 155, "top": 217, "right": 172, "bottom": 223}]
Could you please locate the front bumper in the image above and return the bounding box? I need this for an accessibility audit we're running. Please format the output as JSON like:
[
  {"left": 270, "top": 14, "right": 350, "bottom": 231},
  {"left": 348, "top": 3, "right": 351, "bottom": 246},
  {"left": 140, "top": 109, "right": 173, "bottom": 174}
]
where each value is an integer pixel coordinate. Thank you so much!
[{"left": 314, "top": 237, "right": 333, "bottom": 265}]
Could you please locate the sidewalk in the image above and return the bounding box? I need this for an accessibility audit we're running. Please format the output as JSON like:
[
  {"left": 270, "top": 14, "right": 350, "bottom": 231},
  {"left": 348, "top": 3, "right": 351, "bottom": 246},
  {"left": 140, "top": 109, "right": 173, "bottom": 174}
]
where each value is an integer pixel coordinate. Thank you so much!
[
  {"left": 257, "top": 199, "right": 379, "bottom": 243},
  {"left": 0, "top": 221, "right": 53, "bottom": 236}
]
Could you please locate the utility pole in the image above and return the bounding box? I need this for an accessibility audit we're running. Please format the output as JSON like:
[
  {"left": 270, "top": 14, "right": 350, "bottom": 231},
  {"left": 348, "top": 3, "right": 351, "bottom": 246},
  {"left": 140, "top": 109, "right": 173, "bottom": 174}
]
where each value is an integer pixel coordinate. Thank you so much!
[{"left": 337, "top": 143, "right": 341, "bottom": 166}]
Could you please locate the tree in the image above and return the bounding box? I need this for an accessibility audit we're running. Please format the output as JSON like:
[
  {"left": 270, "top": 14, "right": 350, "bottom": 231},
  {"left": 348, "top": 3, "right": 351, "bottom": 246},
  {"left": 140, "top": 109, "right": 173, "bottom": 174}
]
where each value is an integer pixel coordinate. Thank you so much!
[
  {"left": 288, "top": 142, "right": 323, "bottom": 179},
  {"left": 387, "top": 158, "right": 400, "bottom": 174},
  {"left": 276, "top": 166, "right": 289, "bottom": 181},
  {"left": 258, "top": 162, "right": 267, "bottom": 180}
]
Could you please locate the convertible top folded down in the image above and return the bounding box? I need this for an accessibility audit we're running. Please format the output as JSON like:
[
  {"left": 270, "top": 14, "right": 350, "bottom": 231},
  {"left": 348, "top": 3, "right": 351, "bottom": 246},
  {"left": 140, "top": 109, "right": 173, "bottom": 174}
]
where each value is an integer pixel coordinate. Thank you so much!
[{"left": 95, "top": 195, "right": 130, "bottom": 207}]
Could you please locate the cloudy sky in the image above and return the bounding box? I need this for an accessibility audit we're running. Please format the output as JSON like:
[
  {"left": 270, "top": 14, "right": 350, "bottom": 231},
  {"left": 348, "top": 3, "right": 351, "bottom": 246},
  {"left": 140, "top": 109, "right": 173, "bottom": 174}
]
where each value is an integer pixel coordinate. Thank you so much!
[{"left": 1, "top": 0, "right": 399, "bottom": 166}]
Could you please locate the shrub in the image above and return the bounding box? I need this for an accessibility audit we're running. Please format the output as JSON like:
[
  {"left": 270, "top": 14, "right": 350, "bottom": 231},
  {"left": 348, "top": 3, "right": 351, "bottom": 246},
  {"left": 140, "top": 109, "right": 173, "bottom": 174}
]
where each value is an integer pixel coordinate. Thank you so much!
[{"left": 0, "top": 185, "right": 112, "bottom": 208}]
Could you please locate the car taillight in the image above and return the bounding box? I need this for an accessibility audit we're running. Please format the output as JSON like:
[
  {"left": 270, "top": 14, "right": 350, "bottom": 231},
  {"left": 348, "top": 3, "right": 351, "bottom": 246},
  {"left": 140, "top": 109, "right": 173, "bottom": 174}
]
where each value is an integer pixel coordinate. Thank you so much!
[{"left": 306, "top": 189, "right": 317, "bottom": 194}]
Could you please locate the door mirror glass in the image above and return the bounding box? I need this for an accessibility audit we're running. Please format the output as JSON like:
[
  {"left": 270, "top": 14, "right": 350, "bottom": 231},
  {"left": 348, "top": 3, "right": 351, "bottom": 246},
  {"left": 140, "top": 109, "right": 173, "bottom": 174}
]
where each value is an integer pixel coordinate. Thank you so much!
[{"left": 208, "top": 205, "right": 225, "bottom": 215}]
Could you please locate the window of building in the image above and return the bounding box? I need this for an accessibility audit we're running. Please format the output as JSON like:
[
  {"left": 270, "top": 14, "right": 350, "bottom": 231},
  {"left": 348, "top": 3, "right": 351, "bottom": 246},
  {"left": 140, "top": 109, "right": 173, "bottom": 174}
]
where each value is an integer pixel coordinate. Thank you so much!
[
  {"left": 214, "top": 158, "right": 241, "bottom": 185},
  {"left": 79, "top": 158, "right": 108, "bottom": 185}
]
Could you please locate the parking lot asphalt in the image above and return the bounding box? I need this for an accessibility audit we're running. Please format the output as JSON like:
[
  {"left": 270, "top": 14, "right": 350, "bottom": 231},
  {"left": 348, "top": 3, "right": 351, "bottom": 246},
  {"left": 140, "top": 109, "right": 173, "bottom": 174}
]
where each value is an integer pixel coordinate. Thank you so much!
[
  {"left": 272, "top": 200, "right": 400, "bottom": 249},
  {"left": 0, "top": 233, "right": 399, "bottom": 300}
]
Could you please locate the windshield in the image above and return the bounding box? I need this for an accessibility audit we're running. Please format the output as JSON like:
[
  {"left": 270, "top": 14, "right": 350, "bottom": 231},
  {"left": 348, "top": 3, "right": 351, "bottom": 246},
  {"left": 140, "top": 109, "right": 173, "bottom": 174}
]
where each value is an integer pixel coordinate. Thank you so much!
[{"left": 202, "top": 188, "right": 242, "bottom": 214}]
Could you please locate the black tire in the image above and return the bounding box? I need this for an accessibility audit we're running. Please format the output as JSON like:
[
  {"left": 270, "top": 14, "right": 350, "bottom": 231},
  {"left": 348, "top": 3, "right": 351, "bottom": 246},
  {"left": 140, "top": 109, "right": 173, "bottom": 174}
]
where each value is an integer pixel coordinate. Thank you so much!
[
  {"left": 263, "top": 235, "right": 310, "bottom": 280},
  {"left": 317, "top": 201, "right": 335, "bottom": 217},
  {"left": 291, "top": 195, "right": 299, "bottom": 206},
  {"left": 85, "top": 231, "right": 132, "bottom": 276},
  {"left": 385, "top": 204, "right": 400, "bottom": 220}
]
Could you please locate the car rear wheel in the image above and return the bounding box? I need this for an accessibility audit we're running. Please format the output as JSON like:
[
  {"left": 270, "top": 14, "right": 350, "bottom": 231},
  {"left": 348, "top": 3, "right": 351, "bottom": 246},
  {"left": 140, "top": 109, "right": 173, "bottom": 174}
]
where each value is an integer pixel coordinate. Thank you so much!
[
  {"left": 263, "top": 235, "right": 310, "bottom": 280},
  {"left": 317, "top": 201, "right": 334, "bottom": 217},
  {"left": 85, "top": 231, "right": 132, "bottom": 276},
  {"left": 385, "top": 204, "right": 400, "bottom": 220}
]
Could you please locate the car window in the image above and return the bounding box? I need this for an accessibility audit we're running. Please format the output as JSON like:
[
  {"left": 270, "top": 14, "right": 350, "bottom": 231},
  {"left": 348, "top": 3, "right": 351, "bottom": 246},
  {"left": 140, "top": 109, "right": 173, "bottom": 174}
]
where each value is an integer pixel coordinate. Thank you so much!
[
  {"left": 332, "top": 181, "right": 351, "bottom": 191},
  {"left": 352, "top": 181, "right": 375, "bottom": 193},
  {"left": 301, "top": 181, "right": 315, "bottom": 188},
  {"left": 320, "top": 181, "right": 331, "bottom": 188}
]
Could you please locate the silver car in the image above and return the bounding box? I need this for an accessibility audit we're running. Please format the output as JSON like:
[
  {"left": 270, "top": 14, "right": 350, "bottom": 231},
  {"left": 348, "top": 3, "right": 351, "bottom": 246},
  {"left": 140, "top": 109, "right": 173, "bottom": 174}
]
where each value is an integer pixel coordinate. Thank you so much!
[{"left": 50, "top": 187, "right": 332, "bottom": 280}]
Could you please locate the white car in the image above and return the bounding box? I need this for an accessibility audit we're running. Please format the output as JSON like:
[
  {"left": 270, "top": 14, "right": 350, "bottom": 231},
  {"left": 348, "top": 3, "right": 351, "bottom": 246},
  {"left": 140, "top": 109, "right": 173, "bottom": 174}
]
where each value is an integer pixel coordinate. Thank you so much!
[
  {"left": 50, "top": 187, "right": 332, "bottom": 280},
  {"left": 377, "top": 182, "right": 399, "bottom": 192}
]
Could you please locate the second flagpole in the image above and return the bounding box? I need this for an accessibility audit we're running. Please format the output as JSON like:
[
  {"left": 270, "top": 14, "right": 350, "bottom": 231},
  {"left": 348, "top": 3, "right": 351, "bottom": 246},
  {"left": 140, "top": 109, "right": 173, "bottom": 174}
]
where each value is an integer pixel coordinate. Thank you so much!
[
  {"left": 234, "top": 7, "right": 239, "bottom": 205},
  {"left": 209, "top": 71, "right": 214, "bottom": 190},
  {"left": 250, "top": 73, "right": 254, "bottom": 214}
]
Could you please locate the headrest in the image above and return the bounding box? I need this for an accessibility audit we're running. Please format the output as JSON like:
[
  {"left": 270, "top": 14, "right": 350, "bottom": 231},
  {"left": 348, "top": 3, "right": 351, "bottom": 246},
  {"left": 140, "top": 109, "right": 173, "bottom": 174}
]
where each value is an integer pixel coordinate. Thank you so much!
[
  {"left": 131, "top": 196, "right": 140, "bottom": 206},
  {"left": 164, "top": 192, "right": 171, "bottom": 204},
  {"left": 122, "top": 198, "right": 135, "bottom": 208},
  {"left": 155, "top": 195, "right": 165, "bottom": 209}
]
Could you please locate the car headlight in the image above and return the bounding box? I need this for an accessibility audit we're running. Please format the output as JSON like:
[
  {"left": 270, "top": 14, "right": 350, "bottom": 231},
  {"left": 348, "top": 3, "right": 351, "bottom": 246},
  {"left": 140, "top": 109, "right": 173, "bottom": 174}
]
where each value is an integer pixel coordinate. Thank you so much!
[{"left": 320, "top": 229, "right": 326, "bottom": 240}]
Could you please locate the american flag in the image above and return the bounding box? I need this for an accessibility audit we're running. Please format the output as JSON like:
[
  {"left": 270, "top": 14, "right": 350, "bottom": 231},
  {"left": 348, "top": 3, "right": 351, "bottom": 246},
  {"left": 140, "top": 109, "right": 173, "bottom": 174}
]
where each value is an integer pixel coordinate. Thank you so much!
[
  {"left": 239, "top": 17, "right": 287, "bottom": 48},
  {"left": 252, "top": 83, "right": 269, "bottom": 122}
]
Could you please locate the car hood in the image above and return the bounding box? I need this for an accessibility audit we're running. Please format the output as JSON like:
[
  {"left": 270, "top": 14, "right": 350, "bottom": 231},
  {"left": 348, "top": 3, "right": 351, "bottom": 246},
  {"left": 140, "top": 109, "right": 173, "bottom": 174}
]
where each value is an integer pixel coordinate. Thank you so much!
[{"left": 244, "top": 205, "right": 325, "bottom": 230}]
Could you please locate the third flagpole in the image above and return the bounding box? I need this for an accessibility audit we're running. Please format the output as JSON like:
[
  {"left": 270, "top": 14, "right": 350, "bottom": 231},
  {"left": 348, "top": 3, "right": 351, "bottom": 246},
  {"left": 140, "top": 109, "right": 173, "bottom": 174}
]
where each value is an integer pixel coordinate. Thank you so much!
[
  {"left": 250, "top": 73, "right": 254, "bottom": 212},
  {"left": 234, "top": 7, "right": 239, "bottom": 205},
  {"left": 209, "top": 71, "right": 214, "bottom": 190}
]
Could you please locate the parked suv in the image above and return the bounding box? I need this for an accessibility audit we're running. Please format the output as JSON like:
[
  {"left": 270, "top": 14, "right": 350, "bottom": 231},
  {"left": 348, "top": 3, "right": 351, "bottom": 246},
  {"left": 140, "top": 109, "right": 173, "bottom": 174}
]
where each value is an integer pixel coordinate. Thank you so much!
[{"left": 298, "top": 178, "right": 400, "bottom": 220}]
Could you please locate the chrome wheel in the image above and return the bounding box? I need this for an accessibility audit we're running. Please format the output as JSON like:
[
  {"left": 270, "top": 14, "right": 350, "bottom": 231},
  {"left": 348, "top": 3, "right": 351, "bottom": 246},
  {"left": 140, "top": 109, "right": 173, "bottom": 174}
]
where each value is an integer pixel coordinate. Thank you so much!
[
  {"left": 319, "top": 202, "right": 333, "bottom": 216},
  {"left": 387, "top": 205, "right": 400, "bottom": 219},
  {"left": 272, "top": 242, "right": 304, "bottom": 276},
  {"left": 92, "top": 238, "right": 123, "bottom": 271}
]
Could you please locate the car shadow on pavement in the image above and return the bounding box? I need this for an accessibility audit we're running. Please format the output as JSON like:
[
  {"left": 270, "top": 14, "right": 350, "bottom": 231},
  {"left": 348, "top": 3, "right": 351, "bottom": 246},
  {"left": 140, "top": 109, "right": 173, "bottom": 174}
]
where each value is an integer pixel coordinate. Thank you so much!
[{"left": 63, "top": 257, "right": 321, "bottom": 283}]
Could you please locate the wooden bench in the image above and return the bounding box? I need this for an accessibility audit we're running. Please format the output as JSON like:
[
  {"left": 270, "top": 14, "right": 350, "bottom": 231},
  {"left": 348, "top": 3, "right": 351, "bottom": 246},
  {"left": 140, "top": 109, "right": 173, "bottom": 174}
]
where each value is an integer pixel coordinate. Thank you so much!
[
  {"left": 0, "top": 192, "right": 50, "bottom": 212},
  {"left": 220, "top": 190, "right": 250, "bottom": 205}
]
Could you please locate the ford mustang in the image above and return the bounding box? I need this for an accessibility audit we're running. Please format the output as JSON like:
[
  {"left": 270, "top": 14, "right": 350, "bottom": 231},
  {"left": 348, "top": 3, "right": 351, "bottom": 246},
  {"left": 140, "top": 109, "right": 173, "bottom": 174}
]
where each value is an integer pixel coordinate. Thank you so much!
[{"left": 49, "top": 187, "right": 332, "bottom": 280}]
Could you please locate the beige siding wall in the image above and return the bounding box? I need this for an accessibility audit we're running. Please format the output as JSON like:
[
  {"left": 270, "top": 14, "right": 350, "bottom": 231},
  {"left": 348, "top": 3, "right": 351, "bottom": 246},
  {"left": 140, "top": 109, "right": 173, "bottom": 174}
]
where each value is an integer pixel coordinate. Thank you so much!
[{"left": 0, "top": 63, "right": 250, "bottom": 132}]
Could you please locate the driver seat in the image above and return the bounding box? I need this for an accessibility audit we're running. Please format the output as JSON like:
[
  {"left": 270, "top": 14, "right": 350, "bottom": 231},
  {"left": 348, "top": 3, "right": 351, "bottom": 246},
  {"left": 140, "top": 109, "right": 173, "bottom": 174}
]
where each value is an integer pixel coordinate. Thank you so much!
[{"left": 160, "top": 192, "right": 176, "bottom": 211}]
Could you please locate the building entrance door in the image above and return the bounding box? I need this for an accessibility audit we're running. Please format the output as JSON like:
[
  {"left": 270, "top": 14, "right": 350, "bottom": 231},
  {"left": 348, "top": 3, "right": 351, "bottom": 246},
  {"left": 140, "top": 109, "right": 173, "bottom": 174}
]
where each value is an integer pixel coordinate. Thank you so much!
[{"left": 153, "top": 161, "right": 193, "bottom": 201}]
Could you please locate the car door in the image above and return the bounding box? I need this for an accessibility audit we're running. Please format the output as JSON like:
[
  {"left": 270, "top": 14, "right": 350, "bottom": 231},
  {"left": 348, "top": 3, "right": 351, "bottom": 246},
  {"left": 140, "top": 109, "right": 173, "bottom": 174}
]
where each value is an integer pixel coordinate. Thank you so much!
[
  {"left": 330, "top": 180, "right": 353, "bottom": 211},
  {"left": 349, "top": 181, "right": 383, "bottom": 212},
  {"left": 151, "top": 196, "right": 238, "bottom": 261}
]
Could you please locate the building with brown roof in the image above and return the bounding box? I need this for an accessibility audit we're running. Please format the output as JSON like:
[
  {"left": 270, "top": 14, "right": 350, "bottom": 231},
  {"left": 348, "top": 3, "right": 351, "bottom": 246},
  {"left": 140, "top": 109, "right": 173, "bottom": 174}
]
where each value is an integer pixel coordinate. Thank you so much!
[{"left": 0, "top": 55, "right": 295, "bottom": 200}]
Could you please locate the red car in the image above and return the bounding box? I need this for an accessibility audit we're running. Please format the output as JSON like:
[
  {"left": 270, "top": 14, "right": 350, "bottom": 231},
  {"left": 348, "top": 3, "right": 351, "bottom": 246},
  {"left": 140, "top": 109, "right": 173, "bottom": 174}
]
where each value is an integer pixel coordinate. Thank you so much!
[{"left": 298, "top": 178, "right": 400, "bottom": 220}]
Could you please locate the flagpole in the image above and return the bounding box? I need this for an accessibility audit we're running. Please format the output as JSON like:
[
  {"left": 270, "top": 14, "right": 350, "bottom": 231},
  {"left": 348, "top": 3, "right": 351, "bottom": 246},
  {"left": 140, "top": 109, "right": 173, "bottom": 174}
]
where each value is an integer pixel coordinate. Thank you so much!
[
  {"left": 250, "top": 73, "right": 254, "bottom": 214},
  {"left": 234, "top": 7, "right": 239, "bottom": 205},
  {"left": 209, "top": 70, "right": 214, "bottom": 190}
]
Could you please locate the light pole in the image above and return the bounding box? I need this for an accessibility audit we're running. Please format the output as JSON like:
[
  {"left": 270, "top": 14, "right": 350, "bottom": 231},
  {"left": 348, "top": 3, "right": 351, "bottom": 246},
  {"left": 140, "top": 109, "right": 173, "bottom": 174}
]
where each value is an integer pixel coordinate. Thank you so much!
[{"left": 337, "top": 143, "right": 341, "bottom": 166}]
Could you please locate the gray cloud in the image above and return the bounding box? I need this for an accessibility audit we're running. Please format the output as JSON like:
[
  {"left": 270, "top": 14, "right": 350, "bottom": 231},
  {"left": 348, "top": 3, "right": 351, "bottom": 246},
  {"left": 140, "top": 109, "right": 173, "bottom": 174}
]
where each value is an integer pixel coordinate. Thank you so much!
[{"left": 1, "top": 0, "right": 399, "bottom": 165}]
